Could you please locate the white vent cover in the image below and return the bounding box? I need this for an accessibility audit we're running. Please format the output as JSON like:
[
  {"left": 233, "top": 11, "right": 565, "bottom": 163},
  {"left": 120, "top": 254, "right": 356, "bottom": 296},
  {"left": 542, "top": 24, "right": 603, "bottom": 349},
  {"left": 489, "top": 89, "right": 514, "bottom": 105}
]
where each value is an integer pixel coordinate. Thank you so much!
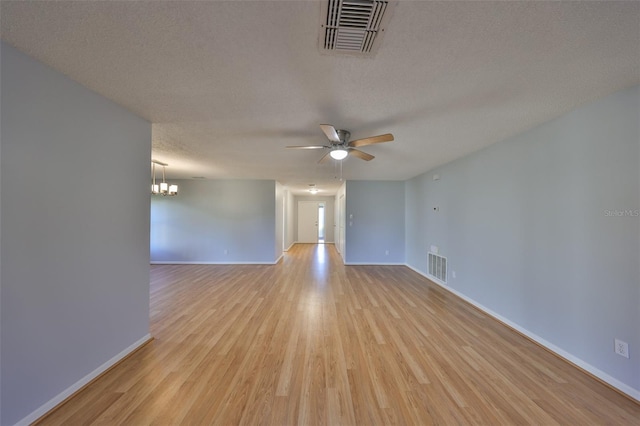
[
  {"left": 428, "top": 252, "right": 447, "bottom": 283},
  {"left": 319, "top": 0, "right": 396, "bottom": 56}
]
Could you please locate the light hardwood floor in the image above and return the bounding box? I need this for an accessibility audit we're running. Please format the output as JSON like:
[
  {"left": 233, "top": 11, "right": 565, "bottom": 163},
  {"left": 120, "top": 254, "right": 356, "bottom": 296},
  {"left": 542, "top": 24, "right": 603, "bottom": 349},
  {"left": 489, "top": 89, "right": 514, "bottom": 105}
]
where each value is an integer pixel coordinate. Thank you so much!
[{"left": 38, "top": 244, "right": 639, "bottom": 425}]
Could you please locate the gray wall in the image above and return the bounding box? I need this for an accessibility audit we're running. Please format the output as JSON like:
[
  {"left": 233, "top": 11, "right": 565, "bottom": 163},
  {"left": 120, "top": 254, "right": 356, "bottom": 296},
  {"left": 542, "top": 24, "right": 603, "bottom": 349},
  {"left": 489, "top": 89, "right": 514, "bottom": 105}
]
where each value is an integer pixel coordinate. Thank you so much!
[
  {"left": 284, "top": 189, "right": 295, "bottom": 250},
  {"left": 335, "top": 182, "right": 347, "bottom": 256},
  {"left": 1, "top": 43, "right": 151, "bottom": 425},
  {"left": 405, "top": 85, "right": 640, "bottom": 394},
  {"left": 345, "top": 181, "right": 405, "bottom": 264},
  {"left": 151, "top": 179, "right": 278, "bottom": 263},
  {"left": 0, "top": 44, "right": 3, "bottom": 426},
  {"left": 275, "top": 182, "right": 284, "bottom": 260},
  {"left": 293, "top": 195, "right": 335, "bottom": 243}
]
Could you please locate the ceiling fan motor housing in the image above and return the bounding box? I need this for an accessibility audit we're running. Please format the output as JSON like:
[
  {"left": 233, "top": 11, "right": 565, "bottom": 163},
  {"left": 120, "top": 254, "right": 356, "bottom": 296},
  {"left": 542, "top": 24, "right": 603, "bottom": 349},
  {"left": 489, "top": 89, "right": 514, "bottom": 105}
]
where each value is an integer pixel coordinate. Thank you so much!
[{"left": 335, "top": 129, "right": 350, "bottom": 145}]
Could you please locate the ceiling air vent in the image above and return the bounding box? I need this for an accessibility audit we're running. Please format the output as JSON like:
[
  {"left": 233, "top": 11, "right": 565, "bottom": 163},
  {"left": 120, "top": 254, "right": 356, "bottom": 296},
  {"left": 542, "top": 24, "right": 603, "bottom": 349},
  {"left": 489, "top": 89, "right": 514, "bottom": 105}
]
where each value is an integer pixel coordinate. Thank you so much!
[{"left": 319, "top": 0, "right": 396, "bottom": 56}]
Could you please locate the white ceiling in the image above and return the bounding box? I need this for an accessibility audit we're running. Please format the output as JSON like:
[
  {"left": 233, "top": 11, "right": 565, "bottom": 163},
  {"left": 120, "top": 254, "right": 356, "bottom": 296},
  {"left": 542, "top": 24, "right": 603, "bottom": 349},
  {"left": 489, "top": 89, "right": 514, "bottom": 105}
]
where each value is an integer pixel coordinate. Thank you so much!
[{"left": 2, "top": 1, "right": 639, "bottom": 195}]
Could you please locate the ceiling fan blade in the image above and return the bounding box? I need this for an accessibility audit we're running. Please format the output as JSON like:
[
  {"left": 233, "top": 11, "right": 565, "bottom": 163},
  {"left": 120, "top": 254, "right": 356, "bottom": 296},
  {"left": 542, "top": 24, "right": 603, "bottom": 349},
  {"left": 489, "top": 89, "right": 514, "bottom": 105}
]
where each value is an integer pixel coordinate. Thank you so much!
[
  {"left": 320, "top": 124, "right": 341, "bottom": 142},
  {"left": 348, "top": 148, "right": 375, "bottom": 161},
  {"left": 349, "top": 133, "right": 394, "bottom": 148},
  {"left": 286, "top": 145, "right": 328, "bottom": 149},
  {"left": 318, "top": 151, "right": 332, "bottom": 164}
]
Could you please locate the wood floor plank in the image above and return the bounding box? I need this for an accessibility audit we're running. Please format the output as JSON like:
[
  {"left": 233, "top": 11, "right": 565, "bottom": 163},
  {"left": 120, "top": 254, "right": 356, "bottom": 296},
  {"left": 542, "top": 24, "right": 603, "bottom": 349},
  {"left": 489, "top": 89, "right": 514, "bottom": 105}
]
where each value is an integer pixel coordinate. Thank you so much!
[{"left": 36, "top": 244, "right": 640, "bottom": 425}]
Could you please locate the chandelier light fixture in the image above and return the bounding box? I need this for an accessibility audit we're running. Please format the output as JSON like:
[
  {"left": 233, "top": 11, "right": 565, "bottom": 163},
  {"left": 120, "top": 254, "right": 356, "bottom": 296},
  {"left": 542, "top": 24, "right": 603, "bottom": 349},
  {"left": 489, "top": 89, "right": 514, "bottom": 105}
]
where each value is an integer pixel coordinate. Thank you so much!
[{"left": 151, "top": 160, "right": 178, "bottom": 196}]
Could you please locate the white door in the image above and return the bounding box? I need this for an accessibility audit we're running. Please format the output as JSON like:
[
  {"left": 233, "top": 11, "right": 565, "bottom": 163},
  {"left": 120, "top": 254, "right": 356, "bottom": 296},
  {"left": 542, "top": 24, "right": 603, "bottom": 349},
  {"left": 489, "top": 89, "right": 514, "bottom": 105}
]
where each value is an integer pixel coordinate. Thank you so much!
[{"left": 298, "top": 201, "right": 319, "bottom": 243}]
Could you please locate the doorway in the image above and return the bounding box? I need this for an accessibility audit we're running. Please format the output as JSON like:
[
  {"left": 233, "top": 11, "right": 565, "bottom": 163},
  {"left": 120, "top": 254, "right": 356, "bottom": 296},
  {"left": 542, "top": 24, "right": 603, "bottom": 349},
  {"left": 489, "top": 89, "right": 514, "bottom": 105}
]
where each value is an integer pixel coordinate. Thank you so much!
[
  {"left": 297, "top": 201, "right": 325, "bottom": 244},
  {"left": 318, "top": 203, "right": 325, "bottom": 243},
  {"left": 338, "top": 194, "right": 345, "bottom": 255}
]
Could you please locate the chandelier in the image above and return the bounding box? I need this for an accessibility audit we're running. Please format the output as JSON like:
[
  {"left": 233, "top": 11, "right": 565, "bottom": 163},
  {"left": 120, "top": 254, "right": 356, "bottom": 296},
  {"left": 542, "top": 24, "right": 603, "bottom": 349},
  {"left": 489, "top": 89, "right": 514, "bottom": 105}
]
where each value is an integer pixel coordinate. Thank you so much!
[{"left": 151, "top": 160, "right": 178, "bottom": 196}]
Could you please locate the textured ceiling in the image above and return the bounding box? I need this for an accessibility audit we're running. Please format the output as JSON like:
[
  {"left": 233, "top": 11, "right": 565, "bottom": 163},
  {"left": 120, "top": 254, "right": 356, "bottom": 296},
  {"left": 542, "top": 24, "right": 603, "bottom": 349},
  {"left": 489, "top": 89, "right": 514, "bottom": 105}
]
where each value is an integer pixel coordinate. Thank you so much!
[{"left": 2, "top": 1, "right": 639, "bottom": 195}]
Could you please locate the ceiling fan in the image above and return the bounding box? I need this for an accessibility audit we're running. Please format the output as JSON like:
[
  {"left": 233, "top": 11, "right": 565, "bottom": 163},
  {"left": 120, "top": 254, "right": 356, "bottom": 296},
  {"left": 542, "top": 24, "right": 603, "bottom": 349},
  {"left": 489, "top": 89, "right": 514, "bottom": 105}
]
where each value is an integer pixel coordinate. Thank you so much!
[{"left": 286, "top": 124, "right": 394, "bottom": 163}]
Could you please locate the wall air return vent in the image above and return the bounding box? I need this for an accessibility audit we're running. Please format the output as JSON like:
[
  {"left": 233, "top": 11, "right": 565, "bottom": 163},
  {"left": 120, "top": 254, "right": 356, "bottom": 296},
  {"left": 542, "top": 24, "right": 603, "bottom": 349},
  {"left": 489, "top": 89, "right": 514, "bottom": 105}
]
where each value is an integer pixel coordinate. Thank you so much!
[
  {"left": 428, "top": 252, "right": 447, "bottom": 284},
  {"left": 319, "top": 0, "right": 397, "bottom": 56}
]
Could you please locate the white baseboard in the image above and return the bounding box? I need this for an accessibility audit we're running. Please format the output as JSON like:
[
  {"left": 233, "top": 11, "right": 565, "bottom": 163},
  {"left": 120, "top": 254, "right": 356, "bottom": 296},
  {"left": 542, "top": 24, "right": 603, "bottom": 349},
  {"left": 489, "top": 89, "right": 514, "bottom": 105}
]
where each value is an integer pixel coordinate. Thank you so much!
[
  {"left": 404, "top": 263, "right": 640, "bottom": 403},
  {"left": 16, "top": 334, "right": 153, "bottom": 426},
  {"left": 345, "top": 262, "right": 404, "bottom": 266},
  {"left": 284, "top": 242, "right": 296, "bottom": 252},
  {"left": 274, "top": 254, "right": 284, "bottom": 264},
  {"left": 150, "top": 260, "right": 279, "bottom": 265}
]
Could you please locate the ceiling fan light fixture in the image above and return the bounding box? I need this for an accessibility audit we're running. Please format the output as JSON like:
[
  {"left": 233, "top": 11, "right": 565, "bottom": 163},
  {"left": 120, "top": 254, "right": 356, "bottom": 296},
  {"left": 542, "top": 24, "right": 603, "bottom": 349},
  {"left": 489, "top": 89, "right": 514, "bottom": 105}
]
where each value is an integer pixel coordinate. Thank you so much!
[
  {"left": 287, "top": 124, "right": 393, "bottom": 164},
  {"left": 330, "top": 148, "right": 348, "bottom": 160}
]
